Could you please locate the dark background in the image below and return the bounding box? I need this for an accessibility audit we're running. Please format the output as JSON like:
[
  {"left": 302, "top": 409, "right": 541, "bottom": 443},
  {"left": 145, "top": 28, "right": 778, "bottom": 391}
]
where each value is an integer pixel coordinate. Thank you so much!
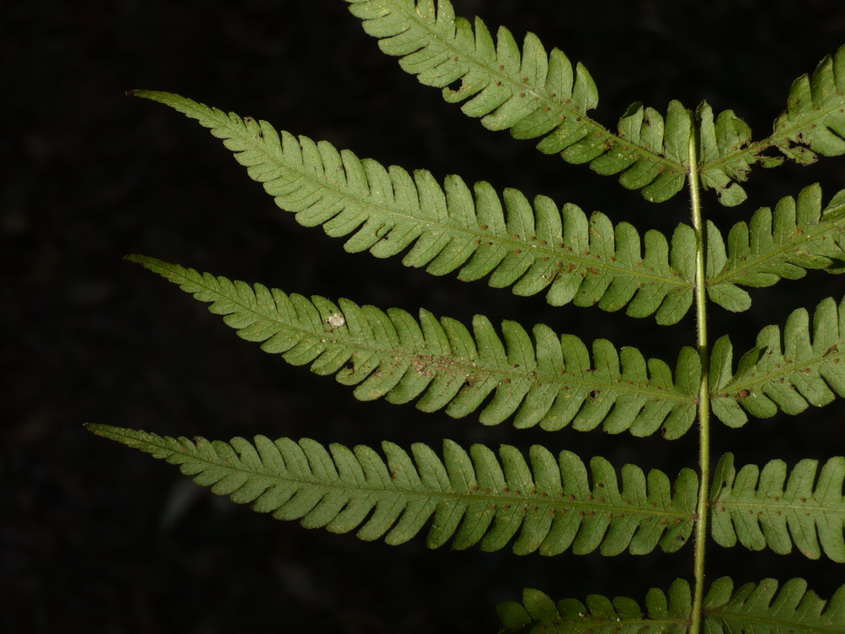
[{"left": 7, "top": 1, "right": 845, "bottom": 632}]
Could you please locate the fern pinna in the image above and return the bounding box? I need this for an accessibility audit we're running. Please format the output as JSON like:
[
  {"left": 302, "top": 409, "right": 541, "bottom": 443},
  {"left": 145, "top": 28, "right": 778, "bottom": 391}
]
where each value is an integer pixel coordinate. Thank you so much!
[{"left": 87, "top": 1, "right": 845, "bottom": 632}]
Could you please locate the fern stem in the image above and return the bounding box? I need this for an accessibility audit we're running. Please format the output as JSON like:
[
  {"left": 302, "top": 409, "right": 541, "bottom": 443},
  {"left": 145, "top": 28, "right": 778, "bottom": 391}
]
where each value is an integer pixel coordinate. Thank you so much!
[{"left": 688, "top": 124, "right": 711, "bottom": 634}]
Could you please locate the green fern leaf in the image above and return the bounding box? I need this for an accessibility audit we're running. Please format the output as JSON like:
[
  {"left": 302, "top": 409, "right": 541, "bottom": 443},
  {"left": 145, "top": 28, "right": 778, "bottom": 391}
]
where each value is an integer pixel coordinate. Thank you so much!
[
  {"left": 703, "top": 577, "right": 845, "bottom": 633},
  {"left": 497, "top": 579, "right": 693, "bottom": 633},
  {"left": 697, "top": 46, "right": 845, "bottom": 207},
  {"left": 131, "top": 90, "right": 696, "bottom": 324},
  {"left": 697, "top": 102, "right": 779, "bottom": 208},
  {"left": 707, "top": 184, "right": 845, "bottom": 312},
  {"left": 499, "top": 578, "right": 845, "bottom": 633},
  {"left": 85, "top": 425, "right": 698, "bottom": 556},
  {"left": 710, "top": 453, "right": 845, "bottom": 562},
  {"left": 344, "top": 0, "right": 691, "bottom": 203},
  {"left": 708, "top": 296, "right": 845, "bottom": 427},
  {"left": 771, "top": 44, "right": 845, "bottom": 165},
  {"left": 127, "top": 255, "right": 701, "bottom": 438}
]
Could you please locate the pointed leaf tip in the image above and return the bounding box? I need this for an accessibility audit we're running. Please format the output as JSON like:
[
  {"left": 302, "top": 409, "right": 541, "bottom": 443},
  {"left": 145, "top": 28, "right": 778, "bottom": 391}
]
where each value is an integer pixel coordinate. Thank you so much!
[
  {"left": 84, "top": 422, "right": 112, "bottom": 437},
  {"left": 85, "top": 423, "right": 148, "bottom": 449},
  {"left": 129, "top": 88, "right": 165, "bottom": 103},
  {"left": 124, "top": 254, "right": 176, "bottom": 278}
]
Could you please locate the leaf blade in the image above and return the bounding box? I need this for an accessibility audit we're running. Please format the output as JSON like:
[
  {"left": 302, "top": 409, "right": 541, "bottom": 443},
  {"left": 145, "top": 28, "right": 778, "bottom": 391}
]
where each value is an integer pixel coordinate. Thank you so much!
[
  {"left": 709, "top": 296, "right": 845, "bottom": 424},
  {"left": 497, "top": 579, "right": 692, "bottom": 633},
  {"left": 707, "top": 185, "right": 845, "bottom": 310},
  {"left": 710, "top": 453, "right": 845, "bottom": 562},
  {"left": 703, "top": 577, "right": 845, "bottom": 633},
  {"left": 499, "top": 578, "right": 845, "bottom": 633},
  {"left": 343, "top": 0, "right": 691, "bottom": 203},
  {"left": 772, "top": 45, "right": 845, "bottom": 165},
  {"left": 85, "top": 425, "right": 697, "bottom": 556},
  {"left": 127, "top": 256, "right": 701, "bottom": 438},
  {"left": 132, "top": 90, "right": 696, "bottom": 322}
]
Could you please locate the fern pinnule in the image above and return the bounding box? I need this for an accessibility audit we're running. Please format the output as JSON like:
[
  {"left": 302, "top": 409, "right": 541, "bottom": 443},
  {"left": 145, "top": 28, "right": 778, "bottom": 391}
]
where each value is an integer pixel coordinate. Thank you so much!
[
  {"left": 709, "top": 296, "right": 845, "bottom": 426},
  {"left": 85, "top": 424, "right": 697, "bottom": 556},
  {"left": 706, "top": 184, "right": 845, "bottom": 313},
  {"left": 710, "top": 453, "right": 845, "bottom": 562},
  {"left": 127, "top": 255, "right": 701, "bottom": 438},
  {"left": 344, "top": 0, "right": 692, "bottom": 204},
  {"left": 131, "top": 89, "right": 697, "bottom": 324}
]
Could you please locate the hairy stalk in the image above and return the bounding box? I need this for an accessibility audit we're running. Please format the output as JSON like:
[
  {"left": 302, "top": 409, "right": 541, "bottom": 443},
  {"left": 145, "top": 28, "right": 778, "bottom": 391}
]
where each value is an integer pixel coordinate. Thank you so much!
[{"left": 689, "top": 125, "right": 711, "bottom": 634}]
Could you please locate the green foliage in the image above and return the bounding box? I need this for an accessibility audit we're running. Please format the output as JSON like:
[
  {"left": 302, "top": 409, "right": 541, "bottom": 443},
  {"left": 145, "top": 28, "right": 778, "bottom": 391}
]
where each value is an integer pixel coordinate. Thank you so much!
[
  {"left": 709, "top": 297, "right": 845, "bottom": 427},
  {"left": 497, "top": 579, "right": 693, "bottom": 633},
  {"left": 711, "top": 453, "right": 845, "bottom": 562},
  {"left": 88, "top": 0, "right": 845, "bottom": 631},
  {"left": 499, "top": 578, "right": 845, "bottom": 633},
  {"left": 127, "top": 255, "right": 700, "bottom": 437},
  {"left": 132, "top": 90, "right": 697, "bottom": 324},
  {"left": 706, "top": 184, "right": 845, "bottom": 311},
  {"left": 86, "top": 424, "right": 697, "bottom": 556},
  {"left": 348, "top": 0, "right": 690, "bottom": 203},
  {"left": 695, "top": 102, "right": 766, "bottom": 208},
  {"left": 772, "top": 45, "right": 845, "bottom": 163}
]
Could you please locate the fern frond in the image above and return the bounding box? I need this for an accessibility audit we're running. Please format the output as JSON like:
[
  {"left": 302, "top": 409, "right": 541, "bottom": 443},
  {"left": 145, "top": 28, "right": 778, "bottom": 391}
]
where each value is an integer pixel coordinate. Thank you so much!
[
  {"left": 344, "top": 0, "right": 692, "bottom": 203},
  {"left": 710, "top": 453, "right": 845, "bottom": 562},
  {"left": 131, "top": 90, "right": 696, "bottom": 324},
  {"left": 697, "top": 46, "right": 845, "bottom": 203},
  {"left": 498, "top": 578, "right": 845, "bottom": 633},
  {"left": 707, "top": 184, "right": 845, "bottom": 312},
  {"left": 703, "top": 577, "right": 845, "bottom": 633},
  {"left": 771, "top": 44, "right": 845, "bottom": 165},
  {"left": 497, "top": 579, "right": 693, "bottom": 633},
  {"left": 697, "top": 102, "right": 782, "bottom": 208},
  {"left": 128, "top": 256, "right": 701, "bottom": 438},
  {"left": 86, "top": 425, "right": 698, "bottom": 556},
  {"left": 708, "top": 296, "right": 845, "bottom": 427}
]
